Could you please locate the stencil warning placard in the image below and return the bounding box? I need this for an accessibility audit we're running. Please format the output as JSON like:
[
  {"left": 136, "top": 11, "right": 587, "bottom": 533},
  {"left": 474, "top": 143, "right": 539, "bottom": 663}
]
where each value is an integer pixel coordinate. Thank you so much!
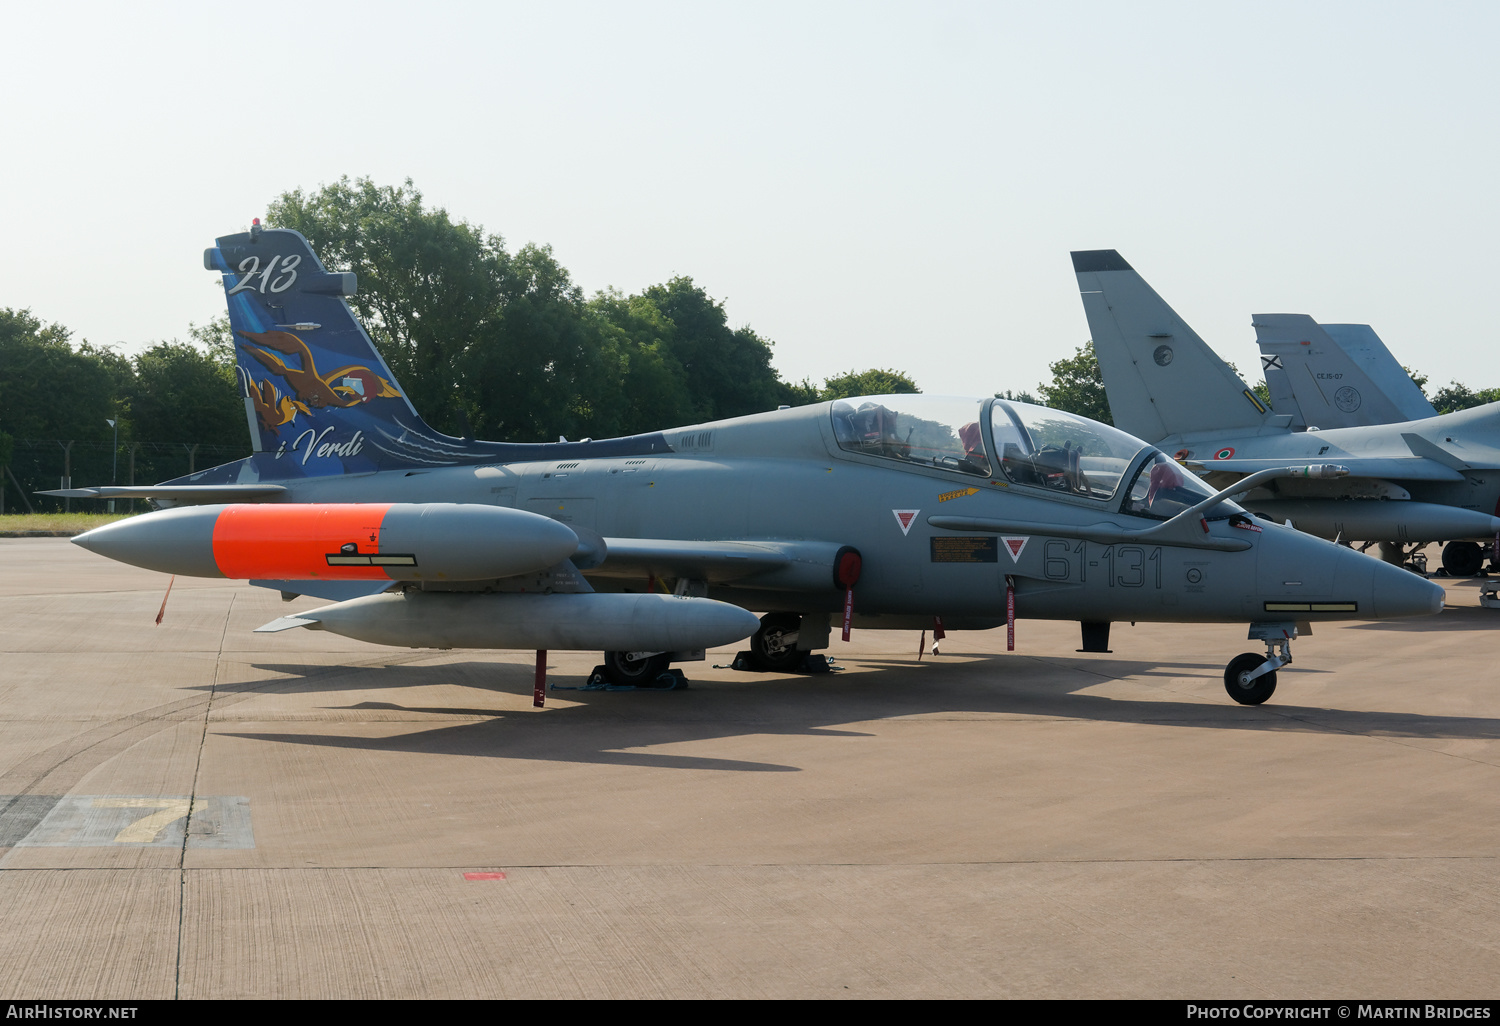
[{"left": 930, "top": 536, "right": 998, "bottom": 563}]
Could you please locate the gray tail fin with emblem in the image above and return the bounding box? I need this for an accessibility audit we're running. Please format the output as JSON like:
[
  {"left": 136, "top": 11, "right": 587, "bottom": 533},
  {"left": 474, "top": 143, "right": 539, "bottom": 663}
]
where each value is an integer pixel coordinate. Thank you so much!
[
  {"left": 1071, "top": 250, "right": 1273, "bottom": 445},
  {"left": 1252, "top": 314, "right": 1436, "bottom": 430}
]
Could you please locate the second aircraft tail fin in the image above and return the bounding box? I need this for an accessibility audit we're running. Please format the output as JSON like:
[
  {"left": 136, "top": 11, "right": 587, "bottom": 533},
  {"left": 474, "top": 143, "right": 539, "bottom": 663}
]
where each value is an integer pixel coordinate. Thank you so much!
[{"left": 1253, "top": 314, "right": 1436, "bottom": 429}]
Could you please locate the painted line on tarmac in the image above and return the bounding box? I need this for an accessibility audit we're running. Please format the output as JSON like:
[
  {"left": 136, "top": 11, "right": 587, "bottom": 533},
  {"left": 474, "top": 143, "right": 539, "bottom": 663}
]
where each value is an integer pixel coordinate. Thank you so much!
[{"left": 3, "top": 795, "right": 254, "bottom": 848}]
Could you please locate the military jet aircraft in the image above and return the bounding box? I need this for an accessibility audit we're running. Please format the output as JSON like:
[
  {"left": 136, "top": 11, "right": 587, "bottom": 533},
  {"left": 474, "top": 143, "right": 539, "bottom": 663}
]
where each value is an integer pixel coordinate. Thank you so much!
[
  {"left": 52, "top": 227, "right": 1446, "bottom": 706},
  {"left": 1073, "top": 250, "right": 1500, "bottom": 576},
  {"left": 1254, "top": 315, "right": 1436, "bottom": 431}
]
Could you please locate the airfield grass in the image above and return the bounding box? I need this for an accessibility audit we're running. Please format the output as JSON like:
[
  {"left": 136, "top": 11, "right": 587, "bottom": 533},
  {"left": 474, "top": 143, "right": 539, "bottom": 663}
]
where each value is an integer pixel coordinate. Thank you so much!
[{"left": 0, "top": 512, "right": 137, "bottom": 536}]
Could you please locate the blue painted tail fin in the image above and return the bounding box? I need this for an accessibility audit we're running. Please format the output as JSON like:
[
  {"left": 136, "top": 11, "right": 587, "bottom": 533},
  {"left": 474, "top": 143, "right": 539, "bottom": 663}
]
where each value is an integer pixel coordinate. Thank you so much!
[
  {"left": 206, "top": 225, "right": 489, "bottom": 478},
  {"left": 193, "top": 225, "right": 672, "bottom": 489}
]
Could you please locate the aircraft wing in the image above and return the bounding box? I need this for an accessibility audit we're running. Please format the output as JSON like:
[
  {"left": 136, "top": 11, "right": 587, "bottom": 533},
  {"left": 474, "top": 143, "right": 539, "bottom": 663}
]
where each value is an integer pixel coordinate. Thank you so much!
[
  {"left": 251, "top": 579, "right": 398, "bottom": 603},
  {"left": 593, "top": 538, "right": 848, "bottom": 589},
  {"left": 37, "top": 484, "right": 288, "bottom": 502}
]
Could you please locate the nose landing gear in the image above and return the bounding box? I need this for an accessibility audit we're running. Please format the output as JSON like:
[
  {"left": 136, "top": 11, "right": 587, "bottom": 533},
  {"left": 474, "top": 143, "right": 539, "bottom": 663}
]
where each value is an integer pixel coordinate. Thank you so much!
[{"left": 1224, "top": 623, "right": 1298, "bottom": 705}]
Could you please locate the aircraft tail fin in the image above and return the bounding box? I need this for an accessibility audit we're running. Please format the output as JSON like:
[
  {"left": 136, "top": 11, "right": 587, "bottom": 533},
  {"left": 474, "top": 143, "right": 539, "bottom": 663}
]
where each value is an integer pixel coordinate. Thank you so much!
[
  {"left": 1071, "top": 251, "right": 1273, "bottom": 444},
  {"left": 1253, "top": 314, "right": 1436, "bottom": 429},
  {"left": 206, "top": 225, "right": 494, "bottom": 478}
]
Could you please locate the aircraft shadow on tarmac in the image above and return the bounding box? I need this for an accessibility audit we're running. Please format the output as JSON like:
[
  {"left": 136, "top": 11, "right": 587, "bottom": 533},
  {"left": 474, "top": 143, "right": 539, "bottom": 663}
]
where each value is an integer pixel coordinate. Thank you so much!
[
  {"left": 200, "top": 653, "right": 1500, "bottom": 773},
  {"left": 1345, "top": 603, "right": 1497, "bottom": 632}
]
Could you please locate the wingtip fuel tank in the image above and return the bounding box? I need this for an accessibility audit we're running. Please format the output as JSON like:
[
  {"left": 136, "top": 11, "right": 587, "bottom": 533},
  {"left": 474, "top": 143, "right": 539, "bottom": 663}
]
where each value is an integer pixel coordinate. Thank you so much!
[{"left": 72, "top": 503, "right": 582, "bottom": 583}]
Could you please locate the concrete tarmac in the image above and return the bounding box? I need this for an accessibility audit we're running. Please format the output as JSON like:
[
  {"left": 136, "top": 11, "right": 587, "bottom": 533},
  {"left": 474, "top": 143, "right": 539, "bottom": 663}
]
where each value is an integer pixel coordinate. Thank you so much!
[{"left": 1, "top": 536, "right": 1498, "bottom": 999}]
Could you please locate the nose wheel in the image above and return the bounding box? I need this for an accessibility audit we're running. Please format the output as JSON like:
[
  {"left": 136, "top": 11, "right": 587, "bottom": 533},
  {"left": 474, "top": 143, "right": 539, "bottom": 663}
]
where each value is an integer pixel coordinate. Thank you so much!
[
  {"left": 1224, "top": 652, "right": 1278, "bottom": 705},
  {"left": 1224, "top": 628, "right": 1295, "bottom": 705}
]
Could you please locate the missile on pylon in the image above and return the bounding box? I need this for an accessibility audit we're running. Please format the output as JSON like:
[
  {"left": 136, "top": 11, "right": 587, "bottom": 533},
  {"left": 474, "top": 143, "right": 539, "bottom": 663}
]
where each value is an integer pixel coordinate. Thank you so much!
[
  {"left": 256, "top": 591, "right": 763, "bottom": 653},
  {"left": 71, "top": 503, "right": 583, "bottom": 582}
]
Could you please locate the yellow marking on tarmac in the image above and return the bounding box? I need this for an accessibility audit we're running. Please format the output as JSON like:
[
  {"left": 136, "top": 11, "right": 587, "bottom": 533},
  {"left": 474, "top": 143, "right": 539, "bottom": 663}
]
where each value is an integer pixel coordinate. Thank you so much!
[{"left": 93, "top": 798, "right": 193, "bottom": 843}]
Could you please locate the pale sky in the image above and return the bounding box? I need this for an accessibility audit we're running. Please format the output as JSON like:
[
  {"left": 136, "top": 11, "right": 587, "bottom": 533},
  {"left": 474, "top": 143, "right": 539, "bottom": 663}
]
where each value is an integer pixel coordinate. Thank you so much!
[{"left": 2, "top": 1, "right": 1496, "bottom": 407}]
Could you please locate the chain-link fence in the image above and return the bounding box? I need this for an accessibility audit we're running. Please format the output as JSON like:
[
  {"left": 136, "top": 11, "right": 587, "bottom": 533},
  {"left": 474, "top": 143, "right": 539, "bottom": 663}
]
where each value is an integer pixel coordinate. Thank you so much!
[{"left": 0, "top": 438, "right": 252, "bottom": 513}]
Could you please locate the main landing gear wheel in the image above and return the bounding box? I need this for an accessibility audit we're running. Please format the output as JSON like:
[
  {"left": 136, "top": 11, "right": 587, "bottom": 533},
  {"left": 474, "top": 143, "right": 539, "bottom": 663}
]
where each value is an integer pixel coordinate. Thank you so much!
[
  {"left": 601, "top": 650, "right": 669, "bottom": 685},
  {"left": 1442, "top": 541, "right": 1485, "bottom": 577},
  {"left": 1224, "top": 652, "right": 1277, "bottom": 706},
  {"left": 749, "top": 613, "right": 804, "bottom": 672}
]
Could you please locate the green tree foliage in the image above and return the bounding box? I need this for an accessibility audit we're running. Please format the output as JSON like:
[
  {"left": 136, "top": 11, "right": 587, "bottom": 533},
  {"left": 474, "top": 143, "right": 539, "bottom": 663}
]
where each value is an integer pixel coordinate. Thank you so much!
[
  {"left": 269, "top": 178, "right": 797, "bottom": 441},
  {"left": 780, "top": 378, "right": 822, "bottom": 406},
  {"left": 189, "top": 314, "right": 235, "bottom": 365},
  {"left": 994, "top": 388, "right": 1038, "bottom": 404},
  {"left": 0, "top": 309, "right": 122, "bottom": 443},
  {"left": 268, "top": 178, "right": 505, "bottom": 436},
  {"left": 126, "top": 340, "right": 245, "bottom": 453},
  {"left": 1036, "top": 342, "right": 1113, "bottom": 425},
  {"left": 1431, "top": 382, "right": 1500, "bottom": 414},
  {"left": 0, "top": 309, "right": 132, "bottom": 507},
  {"left": 632, "top": 277, "right": 786, "bottom": 421},
  {"left": 587, "top": 288, "right": 696, "bottom": 432},
  {"left": 819, "top": 368, "right": 920, "bottom": 400}
]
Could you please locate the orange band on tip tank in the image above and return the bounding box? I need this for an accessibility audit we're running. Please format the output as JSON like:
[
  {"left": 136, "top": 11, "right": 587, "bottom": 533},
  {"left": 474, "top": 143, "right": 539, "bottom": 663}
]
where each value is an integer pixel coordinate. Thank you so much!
[{"left": 212, "top": 504, "right": 394, "bottom": 580}]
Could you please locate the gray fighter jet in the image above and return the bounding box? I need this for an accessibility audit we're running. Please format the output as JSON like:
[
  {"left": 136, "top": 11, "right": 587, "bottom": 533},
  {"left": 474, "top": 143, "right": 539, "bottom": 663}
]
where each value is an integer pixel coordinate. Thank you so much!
[
  {"left": 1255, "top": 315, "right": 1435, "bottom": 430},
  {"left": 1073, "top": 250, "right": 1500, "bottom": 576},
  {"left": 52, "top": 228, "right": 1446, "bottom": 706}
]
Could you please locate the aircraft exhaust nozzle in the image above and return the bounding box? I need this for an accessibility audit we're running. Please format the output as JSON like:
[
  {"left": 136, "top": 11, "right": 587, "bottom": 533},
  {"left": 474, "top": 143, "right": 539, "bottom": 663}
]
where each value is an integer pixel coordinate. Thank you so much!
[
  {"left": 272, "top": 591, "right": 763, "bottom": 653},
  {"left": 72, "top": 502, "right": 581, "bottom": 582}
]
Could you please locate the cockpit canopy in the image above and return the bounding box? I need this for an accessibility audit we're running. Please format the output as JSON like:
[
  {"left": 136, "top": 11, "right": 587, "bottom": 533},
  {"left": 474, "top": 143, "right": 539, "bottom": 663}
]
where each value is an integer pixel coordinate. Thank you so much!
[
  {"left": 831, "top": 395, "right": 994, "bottom": 477},
  {"left": 989, "top": 400, "right": 1147, "bottom": 499},
  {"left": 829, "top": 394, "right": 1228, "bottom": 518}
]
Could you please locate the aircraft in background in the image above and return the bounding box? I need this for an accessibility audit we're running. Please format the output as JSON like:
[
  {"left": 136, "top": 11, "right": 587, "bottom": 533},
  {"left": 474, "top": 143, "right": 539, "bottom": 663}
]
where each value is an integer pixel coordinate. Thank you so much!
[
  {"left": 1253, "top": 315, "right": 1436, "bottom": 431},
  {"left": 1072, "top": 250, "right": 1500, "bottom": 577},
  {"left": 49, "top": 227, "right": 1446, "bottom": 706}
]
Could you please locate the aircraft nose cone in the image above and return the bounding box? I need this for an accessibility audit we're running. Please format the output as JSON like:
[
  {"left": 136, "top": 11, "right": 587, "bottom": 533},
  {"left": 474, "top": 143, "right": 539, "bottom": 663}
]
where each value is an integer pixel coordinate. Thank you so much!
[{"left": 1367, "top": 558, "right": 1445, "bottom": 619}]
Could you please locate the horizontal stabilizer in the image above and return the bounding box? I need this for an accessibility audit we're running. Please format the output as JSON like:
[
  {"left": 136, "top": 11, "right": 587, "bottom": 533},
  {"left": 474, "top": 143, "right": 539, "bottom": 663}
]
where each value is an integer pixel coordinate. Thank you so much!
[{"left": 37, "top": 484, "right": 286, "bottom": 502}]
